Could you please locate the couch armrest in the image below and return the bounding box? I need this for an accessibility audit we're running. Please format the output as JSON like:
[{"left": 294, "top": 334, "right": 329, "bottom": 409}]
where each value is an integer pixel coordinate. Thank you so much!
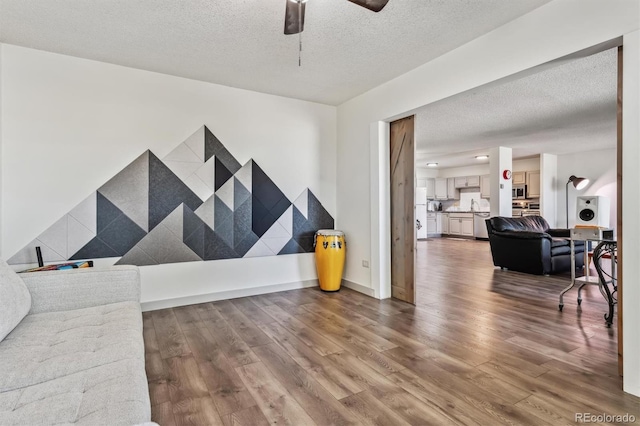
[
  {"left": 19, "top": 266, "right": 140, "bottom": 314},
  {"left": 547, "top": 228, "right": 571, "bottom": 238},
  {"left": 493, "top": 230, "right": 550, "bottom": 240}
]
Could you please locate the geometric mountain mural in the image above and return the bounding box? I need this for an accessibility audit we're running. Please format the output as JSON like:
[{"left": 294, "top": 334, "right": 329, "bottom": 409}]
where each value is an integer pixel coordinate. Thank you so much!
[{"left": 8, "top": 126, "right": 334, "bottom": 266}]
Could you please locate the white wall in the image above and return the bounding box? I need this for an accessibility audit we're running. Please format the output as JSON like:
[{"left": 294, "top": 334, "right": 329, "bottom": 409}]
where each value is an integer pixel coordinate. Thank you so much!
[
  {"left": 556, "top": 148, "right": 616, "bottom": 230},
  {"left": 336, "top": 0, "right": 638, "bottom": 395},
  {"left": 622, "top": 29, "right": 640, "bottom": 397},
  {"left": 0, "top": 44, "right": 337, "bottom": 309}
]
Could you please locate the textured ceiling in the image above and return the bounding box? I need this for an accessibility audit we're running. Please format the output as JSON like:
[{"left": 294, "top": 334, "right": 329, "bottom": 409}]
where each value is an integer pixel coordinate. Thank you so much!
[
  {"left": 415, "top": 48, "right": 618, "bottom": 169},
  {"left": 0, "top": 0, "right": 551, "bottom": 105}
]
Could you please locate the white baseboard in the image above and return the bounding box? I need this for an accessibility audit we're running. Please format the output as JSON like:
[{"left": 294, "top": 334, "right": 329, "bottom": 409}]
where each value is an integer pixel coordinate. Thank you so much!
[
  {"left": 342, "top": 279, "right": 376, "bottom": 297},
  {"left": 141, "top": 279, "right": 318, "bottom": 311}
]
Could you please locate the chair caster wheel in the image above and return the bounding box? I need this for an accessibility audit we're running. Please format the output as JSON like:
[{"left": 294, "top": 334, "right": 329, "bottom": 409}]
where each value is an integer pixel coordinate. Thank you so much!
[
  {"left": 559, "top": 304, "right": 563, "bottom": 312},
  {"left": 578, "top": 299, "right": 582, "bottom": 306}
]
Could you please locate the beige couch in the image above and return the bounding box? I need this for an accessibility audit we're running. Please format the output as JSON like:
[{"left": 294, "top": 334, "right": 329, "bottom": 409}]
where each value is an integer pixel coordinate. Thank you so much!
[{"left": 0, "top": 260, "right": 151, "bottom": 425}]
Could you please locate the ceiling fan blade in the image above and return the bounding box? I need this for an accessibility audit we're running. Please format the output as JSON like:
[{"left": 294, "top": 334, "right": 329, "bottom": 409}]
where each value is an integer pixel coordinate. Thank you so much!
[
  {"left": 347, "top": 0, "right": 389, "bottom": 12},
  {"left": 284, "top": 0, "right": 306, "bottom": 35}
]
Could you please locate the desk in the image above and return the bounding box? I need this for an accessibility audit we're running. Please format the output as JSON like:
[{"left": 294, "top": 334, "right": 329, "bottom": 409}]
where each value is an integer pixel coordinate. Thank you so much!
[{"left": 559, "top": 228, "right": 617, "bottom": 327}]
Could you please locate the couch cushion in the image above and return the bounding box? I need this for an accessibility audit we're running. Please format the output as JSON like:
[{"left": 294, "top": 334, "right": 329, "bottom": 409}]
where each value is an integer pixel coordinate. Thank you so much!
[
  {"left": 0, "top": 301, "right": 144, "bottom": 392},
  {"left": 0, "top": 357, "right": 150, "bottom": 425},
  {"left": 489, "top": 216, "right": 550, "bottom": 233},
  {"left": 0, "top": 259, "right": 31, "bottom": 342}
]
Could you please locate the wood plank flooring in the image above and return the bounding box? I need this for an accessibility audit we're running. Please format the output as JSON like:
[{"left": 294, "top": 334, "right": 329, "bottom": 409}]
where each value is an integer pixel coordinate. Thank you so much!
[{"left": 144, "top": 238, "right": 640, "bottom": 425}]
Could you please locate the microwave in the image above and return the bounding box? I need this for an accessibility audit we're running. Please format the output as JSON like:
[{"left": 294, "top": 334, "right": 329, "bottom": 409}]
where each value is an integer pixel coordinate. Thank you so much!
[{"left": 512, "top": 185, "right": 527, "bottom": 199}]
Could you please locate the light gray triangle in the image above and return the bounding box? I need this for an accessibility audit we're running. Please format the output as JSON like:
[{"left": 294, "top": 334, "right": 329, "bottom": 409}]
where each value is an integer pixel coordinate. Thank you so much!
[
  {"left": 262, "top": 237, "right": 290, "bottom": 255},
  {"left": 98, "top": 151, "right": 149, "bottom": 232},
  {"left": 243, "top": 240, "right": 275, "bottom": 258},
  {"left": 234, "top": 178, "right": 251, "bottom": 209},
  {"left": 165, "top": 160, "right": 202, "bottom": 182},
  {"left": 69, "top": 192, "right": 97, "bottom": 234},
  {"left": 184, "top": 126, "right": 205, "bottom": 162},
  {"left": 7, "top": 239, "right": 66, "bottom": 265},
  {"left": 276, "top": 206, "right": 293, "bottom": 236},
  {"left": 115, "top": 246, "right": 158, "bottom": 266},
  {"left": 67, "top": 215, "right": 96, "bottom": 258},
  {"left": 184, "top": 174, "right": 214, "bottom": 204},
  {"left": 234, "top": 160, "right": 253, "bottom": 193},
  {"left": 39, "top": 216, "right": 68, "bottom": 260},
  {"left": 195, "top": 196, "right": 215, "bottom": 230},
  {"left": 195, "top": 157, "right": 216, "bottom": 191},
  {"left": 163, "top": 141, "right": 202, "bottom": 163},
  {"left": 135, "top": 223, "right": 201, "bottom": 265},
  {"left": 7, "top": 241, "right": 39, "bottom": 265},
  {"left": 294, "top": 189, "right": 309, "bottom": 219},
  {"left": 216, "top": 176, "right": 235, "bottom": 211},
  {"left": 162, "top": 204, "right": 184, "bottom": 241},
  {"left": 262, "top": 220, "right": 290, "bottom": 240}
]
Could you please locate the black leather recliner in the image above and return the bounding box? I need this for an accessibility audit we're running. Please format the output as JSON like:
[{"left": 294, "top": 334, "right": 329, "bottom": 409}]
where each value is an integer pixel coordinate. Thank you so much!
[{"left": 485, "top": 216, "right": 585, "bottom": 275}]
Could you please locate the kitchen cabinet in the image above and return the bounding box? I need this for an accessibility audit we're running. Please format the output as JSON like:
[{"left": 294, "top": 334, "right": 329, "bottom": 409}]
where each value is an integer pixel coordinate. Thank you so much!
[
  {"left": 426, "top": 178, "right": 435, "bottom": 199},
  {"left": 448, "top": 213, "right": 474, "bottom": 237},
  {"left": 426, "top": 212, "right": 437, "bottom": 234},
  {"left": 447, "top": 178, "right": 460, "bottom": 200},
  {"left": 435, "top": 178, "right": 448, "bottom": 200},
  {"left": 513, "top": 171, "right": 526, "bottom": 185},
  {"left": 441, "top": 213, "right": 449, "bottom": 234},
  {"left": 480, "top": 174, "right": 491, "bottom": 199},
  {"left": 454, "top": 175, "right": 480, "bottom": 188},
  {"left": 526, "top": 170, "right": 540, "bottom": 198}
]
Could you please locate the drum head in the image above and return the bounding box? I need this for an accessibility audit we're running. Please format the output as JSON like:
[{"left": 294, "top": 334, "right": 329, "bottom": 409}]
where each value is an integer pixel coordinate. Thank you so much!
[{"left": 316, "top": 229, "right": 344, "bottom": 237}]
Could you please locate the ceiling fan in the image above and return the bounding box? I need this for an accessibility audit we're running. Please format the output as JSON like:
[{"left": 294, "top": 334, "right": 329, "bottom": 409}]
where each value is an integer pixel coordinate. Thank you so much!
[{"left": 284, "top": 0, "right": 390, "bottom": 35}]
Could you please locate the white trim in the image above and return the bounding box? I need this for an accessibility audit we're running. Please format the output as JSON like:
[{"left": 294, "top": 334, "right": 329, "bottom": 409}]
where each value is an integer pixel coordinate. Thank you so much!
[
  {"left": 141, "top": 279, "right": 318, "bottom": 311},
  {"left": 370, "top": 121, "right": 391, "bottom": 300},
  {"left": 622, "top": 30, "right": 640, "bottom": 397},
  {"left": 342, "top": 279, "right": 376, "bottom": 297}
]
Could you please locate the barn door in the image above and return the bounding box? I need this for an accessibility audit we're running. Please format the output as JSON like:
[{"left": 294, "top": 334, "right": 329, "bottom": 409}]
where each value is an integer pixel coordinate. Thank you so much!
[{"left": 390, "top": 116, "right": 416, "bottom": 304}]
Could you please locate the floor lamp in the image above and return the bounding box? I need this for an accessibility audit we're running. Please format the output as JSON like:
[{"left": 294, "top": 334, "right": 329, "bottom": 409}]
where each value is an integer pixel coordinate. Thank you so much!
[{"left": 566, "top": 175, "right": 590, "bottom": 228}]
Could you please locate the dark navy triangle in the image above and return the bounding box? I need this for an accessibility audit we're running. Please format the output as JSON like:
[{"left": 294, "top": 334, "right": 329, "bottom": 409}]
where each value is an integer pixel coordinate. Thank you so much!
[
  {"left": 96, "top": 191, "right": 123, "bottom": 234},
  {"left": 203, "top": 226, "right": 238, "bottom": 260},
  {"left": 97, "top": 213, "right": 147, "bottom": 256},
  {"left": 204, "top": 126, "right": 220, "bottom": 162},
  {"left": 183, "top": 204, "right": 206, "bottom": 240},
  {"left": 251, "top": 195, "right": 276, "bottom": 238},
  {"left": 184, "top": 224, "right": 205, "bottom": 260},
  {"left": 307, "top": 190, "right": 334, "bottom": 230},
  {"left": 214, "top": 157, "right": 233, "bottom": 191},
  {"left": 235, "top": 231, "right": 259, "bottom": 257},
  {"left": 278, "top": 239, "right": 306, "bottom": 255},
  {"left": 70, "top": 237, "right": 120, "bottom": 260},
  {"left": 293, "top": 235, "right": 315, "bottom": 253},
  {"left": 205, "top": 127, "right": 241, "bottom": 173},
  {"left": 215, "top": 216, "right": 234, "bottom": 249},
  {"left": 251, "top": 161, "right": 290, "bottom": 213},
  {"left": 234, "top": 197, "right": 252, "bottom": 248},
  {"left": 292, "top": 205, "right": 316, "bottom": 239},
  {"left": 148, "top": 152, "right": 203, "bottom": 231}
]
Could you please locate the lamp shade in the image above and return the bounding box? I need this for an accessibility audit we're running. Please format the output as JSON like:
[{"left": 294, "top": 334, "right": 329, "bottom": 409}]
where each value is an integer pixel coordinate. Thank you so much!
[{"left": 568, "top": 175, "right": 589, "bottom": 190}]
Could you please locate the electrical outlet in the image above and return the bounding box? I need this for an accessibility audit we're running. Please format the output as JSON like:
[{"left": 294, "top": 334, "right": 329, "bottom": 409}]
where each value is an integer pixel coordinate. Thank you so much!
[{"left": 362, "top": 260, "right": 369, "bottom": 268}]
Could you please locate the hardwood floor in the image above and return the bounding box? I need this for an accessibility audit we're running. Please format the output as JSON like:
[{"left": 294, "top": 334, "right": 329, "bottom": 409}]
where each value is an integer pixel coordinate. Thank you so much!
[{"left": 144, "top": 238, "right": 640, "bottom": 425}]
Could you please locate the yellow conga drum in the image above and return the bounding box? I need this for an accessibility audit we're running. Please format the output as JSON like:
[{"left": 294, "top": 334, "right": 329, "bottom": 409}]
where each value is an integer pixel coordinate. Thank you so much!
[{"left": 314, "top": 230, "right": 346, "bottom": 292}]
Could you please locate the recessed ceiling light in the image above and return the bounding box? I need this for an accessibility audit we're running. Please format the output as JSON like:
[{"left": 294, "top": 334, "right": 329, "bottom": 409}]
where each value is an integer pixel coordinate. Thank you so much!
[
  {"left": 426, "top": 163, "right": 438, "bottom": 167},
  {"left": 475, "top": 155, "right": 489, "bottom": 160}
]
